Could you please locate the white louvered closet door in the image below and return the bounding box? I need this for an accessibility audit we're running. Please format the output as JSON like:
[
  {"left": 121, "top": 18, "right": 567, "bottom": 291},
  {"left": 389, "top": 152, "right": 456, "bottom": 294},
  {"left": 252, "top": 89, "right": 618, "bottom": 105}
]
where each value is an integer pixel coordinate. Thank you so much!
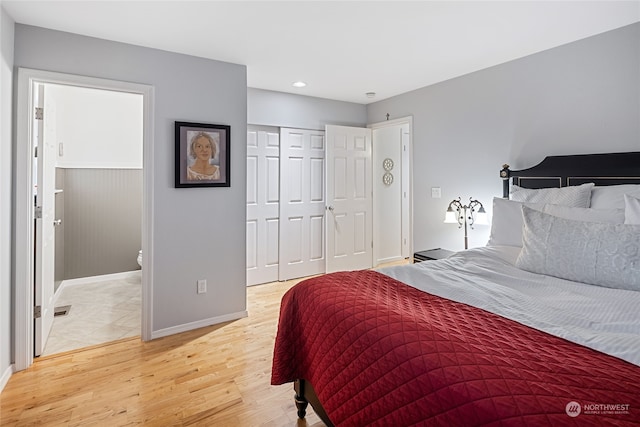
[
  {"left": 279, "top": 128, "right": 326, "bottom": 281},
  {"left": 246, "top": 126, "right": 280, "bottom": 286}
]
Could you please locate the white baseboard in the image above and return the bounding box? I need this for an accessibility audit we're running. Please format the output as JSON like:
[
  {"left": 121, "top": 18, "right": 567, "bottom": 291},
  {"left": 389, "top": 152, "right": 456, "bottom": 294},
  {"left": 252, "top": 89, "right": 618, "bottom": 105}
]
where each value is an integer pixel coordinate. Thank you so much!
[
  {"left": 151, "top": 310, "right": 248, "bottom": 340},
  {"left": 0, "top": 364, "right": 13, "bottom": 393}
]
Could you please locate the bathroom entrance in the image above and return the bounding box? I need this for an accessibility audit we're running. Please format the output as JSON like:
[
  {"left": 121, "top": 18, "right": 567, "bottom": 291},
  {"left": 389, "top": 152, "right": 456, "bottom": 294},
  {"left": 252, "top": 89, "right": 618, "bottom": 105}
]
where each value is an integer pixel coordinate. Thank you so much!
[
  {"left": 34, "top": 83, "right": 144, "bottom": 356},
  {"left": 15, "top": 68, "right": 154, "bottom": 370}
]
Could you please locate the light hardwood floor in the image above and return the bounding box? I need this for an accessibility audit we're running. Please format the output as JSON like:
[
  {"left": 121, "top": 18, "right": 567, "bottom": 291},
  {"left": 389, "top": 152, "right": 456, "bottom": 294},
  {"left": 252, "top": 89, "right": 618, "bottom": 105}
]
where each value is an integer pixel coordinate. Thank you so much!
[{"left": 1, "top": 278, "right": 325, "bottom": 426}]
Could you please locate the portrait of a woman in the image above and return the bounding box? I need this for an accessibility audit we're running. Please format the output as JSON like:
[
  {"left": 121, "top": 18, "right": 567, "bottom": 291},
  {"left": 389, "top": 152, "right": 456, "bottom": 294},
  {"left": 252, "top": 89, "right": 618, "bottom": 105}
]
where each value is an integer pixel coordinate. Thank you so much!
[
  {"left": 175, "top": 121, "right": 230, "bottom": 188},
  {"left": 186, "top": 131, "right": 220, "bottom": 181}
]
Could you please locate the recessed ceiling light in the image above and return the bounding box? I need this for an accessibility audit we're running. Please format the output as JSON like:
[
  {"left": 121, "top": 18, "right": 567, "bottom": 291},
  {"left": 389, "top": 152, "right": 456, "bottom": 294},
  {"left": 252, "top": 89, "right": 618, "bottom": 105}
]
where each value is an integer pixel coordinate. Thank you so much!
[
  {"left": 366, "top": 92, "right": 376, "bottom": 98},
  {"left": 292, "top": 81, "right": 307, "bottom": 88}
]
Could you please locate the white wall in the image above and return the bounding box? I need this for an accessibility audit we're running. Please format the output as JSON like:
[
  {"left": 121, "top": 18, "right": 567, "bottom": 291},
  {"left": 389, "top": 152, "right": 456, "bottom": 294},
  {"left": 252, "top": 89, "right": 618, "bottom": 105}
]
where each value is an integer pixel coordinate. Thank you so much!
[
  {"left": 0, "top": 5, "right": 15, "bottom": 390},
  {"left": 46, "top": 84, "right": 143, "bottom": 169},
  {"left": 248, "top": 87, "right": 366, "bottom": 130},
  {"left": 14, "top": 24, "right": 247, "bottom": 336},
  {"left": 368, "top": 23, "right": 640, "bottom": 253},
  {"left": 372, "top": 124, "right": 404, "bottom": 264}
]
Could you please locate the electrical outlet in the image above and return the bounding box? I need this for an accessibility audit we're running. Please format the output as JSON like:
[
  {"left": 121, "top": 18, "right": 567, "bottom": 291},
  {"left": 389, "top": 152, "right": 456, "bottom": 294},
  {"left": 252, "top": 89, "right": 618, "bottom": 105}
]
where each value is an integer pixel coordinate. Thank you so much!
[
  {"left": 431, "top": 187, "right": 441, "bottom": 199},
  {"left": 197, "top": 279, "right": 207, "bottom": 294}
]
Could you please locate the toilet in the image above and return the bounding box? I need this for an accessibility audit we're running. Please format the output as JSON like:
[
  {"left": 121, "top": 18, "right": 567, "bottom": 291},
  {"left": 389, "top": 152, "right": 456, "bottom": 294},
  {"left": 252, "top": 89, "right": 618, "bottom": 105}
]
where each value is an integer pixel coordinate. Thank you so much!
[{"left": 137, "top": 250, "right": 142, "bottom": 268}]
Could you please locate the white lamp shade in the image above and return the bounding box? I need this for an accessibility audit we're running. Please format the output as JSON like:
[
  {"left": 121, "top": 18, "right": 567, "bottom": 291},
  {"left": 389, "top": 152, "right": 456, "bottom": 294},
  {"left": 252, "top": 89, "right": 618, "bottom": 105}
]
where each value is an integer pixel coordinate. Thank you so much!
[
  {"left": 475, "top": 211, "right": 489, "bottom": 225},
  {"left": 444, "top": 210, "right": 458, "bottom": 223}
]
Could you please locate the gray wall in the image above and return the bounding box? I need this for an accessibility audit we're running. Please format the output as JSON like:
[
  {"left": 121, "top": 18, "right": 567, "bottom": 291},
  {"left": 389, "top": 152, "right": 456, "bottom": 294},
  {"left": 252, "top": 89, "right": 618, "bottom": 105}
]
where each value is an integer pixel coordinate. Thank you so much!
[
  {"left": 0, "top": 6, "right": 15, "bottom": 387},
  {"left": 14, "top": 24, "right": 248, "bottom": 333},
  {"left": 248, "top": 88, "right": 367, "bottom": 130},
  {"left": 61, "top": 168, "right": 142, "bottom": 280},
  {"left": 54, "top": 168, "right": 64, "bottom": 291},
  {"left": 368, "top": 23, "right": 640, "bottom": 253}
]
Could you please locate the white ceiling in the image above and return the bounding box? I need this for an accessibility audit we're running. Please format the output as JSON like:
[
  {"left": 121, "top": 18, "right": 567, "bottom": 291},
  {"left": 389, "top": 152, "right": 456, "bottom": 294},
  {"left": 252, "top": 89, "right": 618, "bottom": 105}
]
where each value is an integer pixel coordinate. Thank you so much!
[{"left": 4, "top": 1, "right": 639, "bottom": 104}]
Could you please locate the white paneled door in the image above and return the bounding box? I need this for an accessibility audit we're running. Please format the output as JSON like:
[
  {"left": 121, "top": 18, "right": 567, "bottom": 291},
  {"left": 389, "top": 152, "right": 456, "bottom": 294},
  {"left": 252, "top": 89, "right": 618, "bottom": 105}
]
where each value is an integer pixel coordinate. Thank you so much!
[
  {"left": 325, "top": 125, "right": 373, "bottom": 273},
  {"left": 34, "top": 84, "right": 57, "bottom": 356},
  {"left": 372, "top": 122, "right": 411, "bottom": 265},
  {"left": 246, "top": 126, "right": 280, "bottom": 286},
  {"left": 279, "top": 128, "right": 326, "bottom": 281}
]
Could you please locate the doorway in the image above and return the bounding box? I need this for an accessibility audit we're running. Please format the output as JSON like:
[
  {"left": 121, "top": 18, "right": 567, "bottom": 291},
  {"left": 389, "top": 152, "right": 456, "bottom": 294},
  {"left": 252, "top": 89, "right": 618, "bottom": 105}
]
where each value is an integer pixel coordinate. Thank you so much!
[
  {"left": 34, "top": 83, "right": 144, "bottom": 356},
  {"left": 370, "top": 117, "right": 412, "bottom": 265},
  {"left": 14, "top": 68, "right": 154, "bottom": 371}
]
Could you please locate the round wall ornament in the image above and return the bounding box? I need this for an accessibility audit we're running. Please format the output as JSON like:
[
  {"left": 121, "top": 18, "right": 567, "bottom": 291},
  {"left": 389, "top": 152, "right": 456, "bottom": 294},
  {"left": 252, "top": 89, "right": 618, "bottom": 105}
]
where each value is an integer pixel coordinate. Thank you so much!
[{"left": 383, "top": 172, "right": 394, "bottom": 186}]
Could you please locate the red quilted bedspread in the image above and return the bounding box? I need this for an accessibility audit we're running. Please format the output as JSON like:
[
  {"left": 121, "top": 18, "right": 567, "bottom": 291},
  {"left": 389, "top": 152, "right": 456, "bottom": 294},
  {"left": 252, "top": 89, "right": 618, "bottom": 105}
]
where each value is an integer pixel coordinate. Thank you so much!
[{"left": 271, "top": 270, "right": 640, "bottom": 426}]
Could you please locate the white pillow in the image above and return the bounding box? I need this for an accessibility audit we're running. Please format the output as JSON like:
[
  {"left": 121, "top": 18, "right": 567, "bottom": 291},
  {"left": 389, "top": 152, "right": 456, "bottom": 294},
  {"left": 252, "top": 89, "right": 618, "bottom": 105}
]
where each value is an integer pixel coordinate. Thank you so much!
[
  {"left": 510, "top": 183, "right": 594, "bottom": 207},
  {"left": 590, "top": 184, "right": 640, "bottom": 209},
  {"left": 487, "top": 197, "right": 544, "bottom": 247},
  {"left": 516, "top": 206, "right": 640, "bottom": 291},
  {"left": 542, "top": 204, "right": 625, "bottom": 224},
  {"left": 625, "top": 194, "right": 640, "bottom": 225}
]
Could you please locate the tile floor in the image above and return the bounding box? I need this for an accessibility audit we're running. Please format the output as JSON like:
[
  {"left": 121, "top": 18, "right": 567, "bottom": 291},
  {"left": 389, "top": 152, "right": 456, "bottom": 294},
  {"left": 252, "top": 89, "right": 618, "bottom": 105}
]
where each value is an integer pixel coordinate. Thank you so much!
[{"left": 42, "top": 272, "right": 141, "bottom": 356}]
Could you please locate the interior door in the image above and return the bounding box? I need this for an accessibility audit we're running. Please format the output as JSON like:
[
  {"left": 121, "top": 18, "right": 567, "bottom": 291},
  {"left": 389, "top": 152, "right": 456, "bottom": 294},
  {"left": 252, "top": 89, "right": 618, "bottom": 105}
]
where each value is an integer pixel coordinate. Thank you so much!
[
  {"left": 246, "top": 126, "right": 280, "bottom": 286},
  {"left": 34, "top": 84, "right": 57, "bottom": 356},
  {"left": 372, "top": 123, "right": 411, "bottom": 265},
  {"left": 325, "top": 125, "right": 373, "bottom": 273},
  {"left": 279, "top": 128, "right": 326, "bottom": 281}
]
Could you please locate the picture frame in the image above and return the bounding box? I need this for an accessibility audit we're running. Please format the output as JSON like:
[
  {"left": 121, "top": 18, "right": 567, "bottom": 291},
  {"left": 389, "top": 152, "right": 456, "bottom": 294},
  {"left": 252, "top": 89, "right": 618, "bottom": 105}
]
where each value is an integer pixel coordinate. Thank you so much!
[{"left": 175, "top": 121, "right": 231, "bottom": 188}]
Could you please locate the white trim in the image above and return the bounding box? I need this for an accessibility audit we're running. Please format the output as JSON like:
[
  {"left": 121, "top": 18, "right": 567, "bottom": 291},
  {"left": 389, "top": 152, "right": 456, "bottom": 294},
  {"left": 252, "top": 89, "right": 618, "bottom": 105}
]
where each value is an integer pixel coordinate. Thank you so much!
[
  {"left": 368, "top": 116, "right": 414, "bottom": 261},
  {"left": 14, "top": 69, "right": 35, "bottom": 372},
  {"left": 151, "top": 311, "right": 248, "bottom": 340},
  {"left": 368, "top": 116, "right": 414, "bottom": 130},
  {"left": 0, "top": 364, "right": 13, "bottom": 392},
  {"left": 14, "top": 68, "right": 154, "bottom": 371}
]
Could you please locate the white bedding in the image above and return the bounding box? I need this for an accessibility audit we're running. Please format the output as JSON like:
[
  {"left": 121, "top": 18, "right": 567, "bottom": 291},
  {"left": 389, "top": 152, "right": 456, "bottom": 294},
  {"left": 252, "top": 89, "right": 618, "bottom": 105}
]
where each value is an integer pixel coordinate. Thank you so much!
[{"left": 379, "top": 246, "right": 640, "bottom": 367}]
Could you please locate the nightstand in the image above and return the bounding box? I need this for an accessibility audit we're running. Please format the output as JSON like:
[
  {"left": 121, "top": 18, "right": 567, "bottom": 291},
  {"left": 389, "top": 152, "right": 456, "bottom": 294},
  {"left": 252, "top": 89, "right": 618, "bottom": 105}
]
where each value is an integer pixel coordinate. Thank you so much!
[{"left": 413, "top": 248, "right": 454, "bottom": 263}]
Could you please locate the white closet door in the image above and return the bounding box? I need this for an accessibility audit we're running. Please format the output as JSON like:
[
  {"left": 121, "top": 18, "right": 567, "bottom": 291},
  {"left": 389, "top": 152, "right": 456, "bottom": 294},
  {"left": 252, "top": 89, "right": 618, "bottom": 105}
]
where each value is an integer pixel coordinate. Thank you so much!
[
  {"left": 325, "top": 125, "right": 372, "bottom": 273},
  {"left": 246, "top": 126, "right": 280, "bottom": 286},
  {"left": 279, "top": 128, "right": 326, "bottom": 281}
]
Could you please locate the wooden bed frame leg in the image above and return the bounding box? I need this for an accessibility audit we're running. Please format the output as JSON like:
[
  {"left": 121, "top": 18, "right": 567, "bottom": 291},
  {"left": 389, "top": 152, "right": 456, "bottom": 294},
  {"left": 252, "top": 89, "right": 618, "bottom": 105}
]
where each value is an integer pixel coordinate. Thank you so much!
[{"left": 294, "top": 379, "right": 308, "bottom": 419}]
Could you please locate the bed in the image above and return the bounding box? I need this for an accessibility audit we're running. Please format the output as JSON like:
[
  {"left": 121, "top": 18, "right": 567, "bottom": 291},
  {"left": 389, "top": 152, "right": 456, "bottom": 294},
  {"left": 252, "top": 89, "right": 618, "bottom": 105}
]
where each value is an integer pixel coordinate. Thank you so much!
[{"left": 271, "top": 152, "right": 640, "bottom": 426}]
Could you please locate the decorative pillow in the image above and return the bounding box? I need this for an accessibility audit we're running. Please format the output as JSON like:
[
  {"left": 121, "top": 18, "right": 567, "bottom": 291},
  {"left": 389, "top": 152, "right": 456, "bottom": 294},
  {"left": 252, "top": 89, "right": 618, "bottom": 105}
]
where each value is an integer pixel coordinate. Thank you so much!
[
  {"left": 625, "top": 194, "right": 640, "bottom": 225},
  {"left": 510, "top": 182, "right": 594, "bottom": 207},
  {"left": 516, "top": 206, "right": 640, "bottom": 291},
  {"left": 542, "top": 204, "right": 625, "bottom": 224},
  {"left": 590, "top": 184, "right": 640, "bottom": 209},
  {"left": 487, "top": 198, "right": 544, "bottom": 247}
]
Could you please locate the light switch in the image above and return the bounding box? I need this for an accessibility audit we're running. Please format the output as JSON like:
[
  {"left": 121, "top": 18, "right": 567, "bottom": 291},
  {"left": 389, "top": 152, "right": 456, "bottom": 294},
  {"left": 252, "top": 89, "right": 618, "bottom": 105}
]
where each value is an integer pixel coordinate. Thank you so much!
[{"left": 431, "top": 187, "right": 441, "bottom": 199}]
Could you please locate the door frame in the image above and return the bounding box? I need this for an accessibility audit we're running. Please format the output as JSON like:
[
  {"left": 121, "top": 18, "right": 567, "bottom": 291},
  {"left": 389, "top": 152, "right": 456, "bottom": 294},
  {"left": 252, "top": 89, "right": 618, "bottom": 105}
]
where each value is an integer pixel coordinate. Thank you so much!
[
  {"left": 14, "top": 68, "right": 155, "bottom": 371},
  {"left": 369, "top": 116, "right": 413, "bottom": 264}
]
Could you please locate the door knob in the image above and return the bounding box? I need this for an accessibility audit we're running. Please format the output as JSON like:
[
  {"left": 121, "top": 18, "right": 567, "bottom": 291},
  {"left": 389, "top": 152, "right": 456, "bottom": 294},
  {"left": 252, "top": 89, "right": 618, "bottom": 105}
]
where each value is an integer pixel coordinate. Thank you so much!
[
  {"left": 327, "top": 206, "right": 334, "bottom": 212},
  {"left": 53, "top": 219, "right": 62, "bottom": 226}
]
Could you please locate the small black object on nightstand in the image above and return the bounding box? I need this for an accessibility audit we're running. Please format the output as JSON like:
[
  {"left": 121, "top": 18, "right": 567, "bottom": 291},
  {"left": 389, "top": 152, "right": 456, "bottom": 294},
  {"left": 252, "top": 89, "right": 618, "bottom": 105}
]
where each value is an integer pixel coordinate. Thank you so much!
[{"left": 413, "top": 248, "right": 454, "bottom": 263}]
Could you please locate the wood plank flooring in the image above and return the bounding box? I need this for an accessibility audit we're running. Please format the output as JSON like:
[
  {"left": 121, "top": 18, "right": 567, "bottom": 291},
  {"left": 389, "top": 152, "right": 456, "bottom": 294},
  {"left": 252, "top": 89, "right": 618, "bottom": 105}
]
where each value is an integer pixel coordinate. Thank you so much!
[{"left": 0, "top": 278, "right": 325, "bottom": 426}]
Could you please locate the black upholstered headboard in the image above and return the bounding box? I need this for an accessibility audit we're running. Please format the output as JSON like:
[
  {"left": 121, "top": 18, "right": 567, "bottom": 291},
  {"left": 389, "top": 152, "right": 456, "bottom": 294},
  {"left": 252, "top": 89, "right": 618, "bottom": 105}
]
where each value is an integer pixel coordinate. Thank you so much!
[{"left": 500, "top": 152, "right": 640, "bottom": 198}]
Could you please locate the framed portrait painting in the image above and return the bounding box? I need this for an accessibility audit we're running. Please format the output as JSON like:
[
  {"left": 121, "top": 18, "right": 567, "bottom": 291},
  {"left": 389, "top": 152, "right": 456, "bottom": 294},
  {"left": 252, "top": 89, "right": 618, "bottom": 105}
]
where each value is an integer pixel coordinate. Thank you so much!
[{"left": 175, "top": 121, "right": 231, "bottom": 188}]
